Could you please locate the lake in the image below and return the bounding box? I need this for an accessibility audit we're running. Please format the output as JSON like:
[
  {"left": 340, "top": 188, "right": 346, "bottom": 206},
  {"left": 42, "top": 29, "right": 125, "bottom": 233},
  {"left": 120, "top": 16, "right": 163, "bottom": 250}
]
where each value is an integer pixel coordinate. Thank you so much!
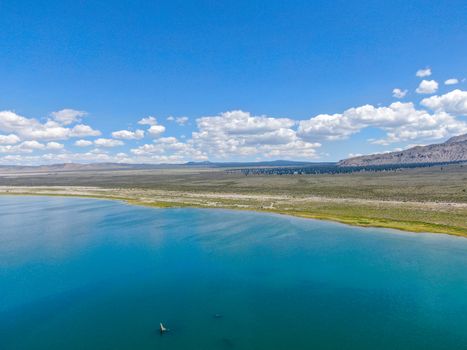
[{"left": 1, "top": 196, "right": 467, "bottom": 349}]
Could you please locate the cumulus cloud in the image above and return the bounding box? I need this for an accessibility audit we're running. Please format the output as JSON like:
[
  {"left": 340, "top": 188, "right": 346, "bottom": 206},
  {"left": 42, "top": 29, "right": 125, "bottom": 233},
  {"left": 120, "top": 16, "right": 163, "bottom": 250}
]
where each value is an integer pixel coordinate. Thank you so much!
[
  {"left": 370, "top": 111, "right": 467, "bottom": 145},
  {"left": 74, "top": 139, "right": 93, "bottom": 147},
  {"left": 112, "top": 129, "right": 145, "bottom": 140},
  {"left": 0, "top": 111, "right": 69, "bottom": 140},
  {"left": 298, "top": 112, "right": 360, "bottom": 141},
  {"left": 191, "top": 110, "right": 319, "bottom": 160},
  {"left": 2, "top": 84, "right": 467, "bottom": 164},
  {"left": 70, "top": 124, "right": 101, "bottom": 137},
  {"left": 46, "top": 142, "right": 64, "bottom": 150},
  {"left": 416, "top": 80, "right": 438, "bottom": 94},
  {"left": 26, "top": 121, "right": 71, "bottom": 140},
  {"left": 94, "top": 138, "right": 124, "bottom": 147},
  {"left": 0, "top": 140, "right": 63, "bottom": 154},
  {"left": 176, "top": 116, "right": 189, "bottom": 125},
  {"left": 148, "top": 125, "right": 166, "bottom": 137},
  {"left": 137, "top": 116, "right": 166, "bottom": 137},
  {"left": 298, "top": 100, "right": 467, "bottom": 145},
  {"left": 50, "top": 109, "right": 87, "bottom": 125},
  {"left": 131, "top": 137, "right": 207, "bottom": 163},
  {"left": 445, "top": 78, "right": 459, "bottom": 85},
  {"left": 0, "top": 134, "right": 20, "bottom": 145},
  {"left": 0, "top": 150, "right": 138, "bottom": 165},
  {"left": 138, "top": 116, "right": 158, "bottom": 126},
  {"left": 392, "top": 88, "right": 407, "bottom": 99},
  {"left": 416, "top": 68, "right": 432, "bottom": 78},
  {"left": 0, "top": 110, "right": 101, "bottom": 142},
  {"left": 196, "top": 110, "right": 295, "bottom": 136},
  {"left": 420, "top": 89, "right": 467, "bottom": 116},
  {"left": 167, "top": 116, "right": 189, "bottom": 126},
  {"left": 131, "top": 111, "right": 321, "bottom": 161},
  {"left": 20, "top": 140, "right": 45, "bottom": 150}
]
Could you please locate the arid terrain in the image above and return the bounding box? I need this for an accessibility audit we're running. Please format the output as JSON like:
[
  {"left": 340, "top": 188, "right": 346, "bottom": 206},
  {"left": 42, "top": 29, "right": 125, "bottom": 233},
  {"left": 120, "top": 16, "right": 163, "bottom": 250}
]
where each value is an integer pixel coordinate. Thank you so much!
[{"left": 1, "top": 162, "right": 466, "bottom": 236}]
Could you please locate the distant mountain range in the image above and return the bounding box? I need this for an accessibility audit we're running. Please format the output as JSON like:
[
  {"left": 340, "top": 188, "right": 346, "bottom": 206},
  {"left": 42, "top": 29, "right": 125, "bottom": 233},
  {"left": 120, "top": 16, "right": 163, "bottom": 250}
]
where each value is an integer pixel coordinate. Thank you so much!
[
  {"left": 0, "top": 160, "right": 320, "bottom": 173},
  {"left": 338, "top": 133, "right": 467, "bottom": 167}
]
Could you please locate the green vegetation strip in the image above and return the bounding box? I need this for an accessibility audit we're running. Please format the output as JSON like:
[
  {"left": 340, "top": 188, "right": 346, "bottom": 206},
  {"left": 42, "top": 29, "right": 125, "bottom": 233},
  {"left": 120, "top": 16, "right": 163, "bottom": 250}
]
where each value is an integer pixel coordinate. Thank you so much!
[{"left": 2, "top": 190, "right": 465, "bottom": 238}]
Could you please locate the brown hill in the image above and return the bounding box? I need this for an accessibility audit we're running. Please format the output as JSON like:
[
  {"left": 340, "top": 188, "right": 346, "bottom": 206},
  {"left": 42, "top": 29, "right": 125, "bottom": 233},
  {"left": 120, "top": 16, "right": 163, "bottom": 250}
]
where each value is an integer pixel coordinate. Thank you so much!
[{"left": 338, "top": 134, "right": 467, "bottom": 166}]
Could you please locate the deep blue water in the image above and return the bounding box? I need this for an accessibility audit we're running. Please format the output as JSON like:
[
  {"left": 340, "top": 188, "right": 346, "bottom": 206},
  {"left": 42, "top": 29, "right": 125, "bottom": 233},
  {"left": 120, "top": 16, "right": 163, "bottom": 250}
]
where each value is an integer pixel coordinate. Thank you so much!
[{"left": 1, "top": 196, "right": 467, "bottom": 349}]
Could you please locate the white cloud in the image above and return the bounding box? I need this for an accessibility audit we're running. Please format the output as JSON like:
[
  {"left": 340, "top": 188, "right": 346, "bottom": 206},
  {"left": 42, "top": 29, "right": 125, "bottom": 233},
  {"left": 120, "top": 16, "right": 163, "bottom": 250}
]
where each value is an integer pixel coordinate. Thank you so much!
[
  {"left": 50, "top": 109, "right": 87, "bottom": 125},
  {"left": 0, "top": 134, "right": 20, "bottom": 145},
  {"left": 369, "top": 110, "right": 466, "bottom": 145},
  {"left": 0, "top": 110, "right": 103, "bottom": 143},
  {"left": 46, "top": 142, "right": 64, "bottom": 150},
  {"left": 196, "top": 110, "right": 295, "bottom": 136},
  {"left": 445, "top": 78, "right": 459, "bottom": 85},
  {"left": 26, "top": 121, "right": 71, "bottom": 140},
  {"left": 416, "top": 80, "right": 438, "bottom": 94},
  {"left": 0, "top": 140, "right": 65, "bottom": 154},
  {"left": 416, "top": 68, "right": 432, "bottom": 78},
  {"left": 131, "top": 137, "right": 207, "bottom": 163},
  {"left": 94, "top": 138, "right": 124, "bottom": 147},
  {"left": 392, "top": 88, "right": 407, "bottom": 99},
  {"left": 20, "top": 140, "right": 45, "bottom": 150},
  {"left": 131, "top": 111, "right": 322, "bottom": 161},
  {"left": 138, "top": 116, "right": 158, "bottom": 126},
  {"left": 74, "top": 139, "right": 93, "bottom": 147},
  {"left": 70, "top": 124, "right": 101, "bottom": 137},
  {"left": 137, "top": 116, "right": 166, "bottom": 137},
  {"left": 298, "top": 108, "right": 368, "bottom": 141},
  {"left": 3, "top": 149, "right": 134, "bottom": 165},
  {"left": 167, "top": 116, "right": 189, "bottom": 126},
  {"left": 2, "top": 83, "right": 467, "bottom": 164},
  {"left": 398, "top": 112, "right": 464, "bottom": 142},
  {"left": 112, "top": 129, "right": 145, "bottom": 140},
  {"left": 0, "top": 140, "right": 44, "bottom": 154},
  {"left": 191, "top": 110, "right": 319, "bottom": 160},
  {"left": 176, "top": 116, "right": 189, "bottom": 125},
  {"left": 420, "top": 89, "right": 467, "bottom": 116},
  {"left": 298, "top": 101, "right": 467, "bottom": 145},
  {"left": 148, "top": 125, "right": 166, "bottom": 137},
  {"left": 0, "top": 111, "right": 71, "bottom": 140}
]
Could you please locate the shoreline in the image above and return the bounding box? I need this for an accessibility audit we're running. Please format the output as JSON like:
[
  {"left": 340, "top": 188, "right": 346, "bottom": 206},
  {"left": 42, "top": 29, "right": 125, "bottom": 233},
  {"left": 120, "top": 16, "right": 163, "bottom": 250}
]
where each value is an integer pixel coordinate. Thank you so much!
[{"left": 1, "top": 186, "right": 466, "bottom": 238}]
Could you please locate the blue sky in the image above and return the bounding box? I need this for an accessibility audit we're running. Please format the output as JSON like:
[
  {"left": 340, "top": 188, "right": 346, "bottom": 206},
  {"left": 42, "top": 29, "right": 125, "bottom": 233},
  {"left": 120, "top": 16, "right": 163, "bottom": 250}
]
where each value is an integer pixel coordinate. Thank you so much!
[{"left": 0, "top": 0, "right": 466, "bottom": 164}]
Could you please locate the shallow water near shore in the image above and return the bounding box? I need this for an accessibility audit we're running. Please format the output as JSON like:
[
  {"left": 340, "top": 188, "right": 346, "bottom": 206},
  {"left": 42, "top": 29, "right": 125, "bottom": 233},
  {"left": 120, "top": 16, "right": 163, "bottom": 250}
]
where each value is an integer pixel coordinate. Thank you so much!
[{"left": 1, "top": 195, "right": 467, "bottom": 349}]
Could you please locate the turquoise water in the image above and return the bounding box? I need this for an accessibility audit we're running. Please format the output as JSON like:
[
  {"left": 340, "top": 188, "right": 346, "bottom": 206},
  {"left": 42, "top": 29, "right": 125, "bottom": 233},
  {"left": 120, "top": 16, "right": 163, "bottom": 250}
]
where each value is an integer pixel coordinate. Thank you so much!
[{"left": 1, "top": 196, "right": 467, "bottom": 349}]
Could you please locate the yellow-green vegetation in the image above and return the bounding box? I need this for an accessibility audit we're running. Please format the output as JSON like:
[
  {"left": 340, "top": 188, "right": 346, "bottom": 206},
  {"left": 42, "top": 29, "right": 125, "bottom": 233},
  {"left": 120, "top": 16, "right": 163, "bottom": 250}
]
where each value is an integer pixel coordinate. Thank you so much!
[{"left": 0, "top": 163, "right": 466, "bottom": 237}]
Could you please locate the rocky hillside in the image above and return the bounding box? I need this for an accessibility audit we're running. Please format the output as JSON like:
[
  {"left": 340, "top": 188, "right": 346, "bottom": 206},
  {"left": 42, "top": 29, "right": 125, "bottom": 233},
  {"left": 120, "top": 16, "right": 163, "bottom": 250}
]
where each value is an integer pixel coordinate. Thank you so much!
[{"left": 338, "top": 134, "right": 467, "bottom": 166}]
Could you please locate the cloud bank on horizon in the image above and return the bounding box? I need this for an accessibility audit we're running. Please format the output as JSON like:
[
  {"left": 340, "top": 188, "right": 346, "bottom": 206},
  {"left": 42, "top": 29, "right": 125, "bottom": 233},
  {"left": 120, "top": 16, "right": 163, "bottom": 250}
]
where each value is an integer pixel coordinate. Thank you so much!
[{"left": 0, "top": 69, "right": 466, "bottom": 165}]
